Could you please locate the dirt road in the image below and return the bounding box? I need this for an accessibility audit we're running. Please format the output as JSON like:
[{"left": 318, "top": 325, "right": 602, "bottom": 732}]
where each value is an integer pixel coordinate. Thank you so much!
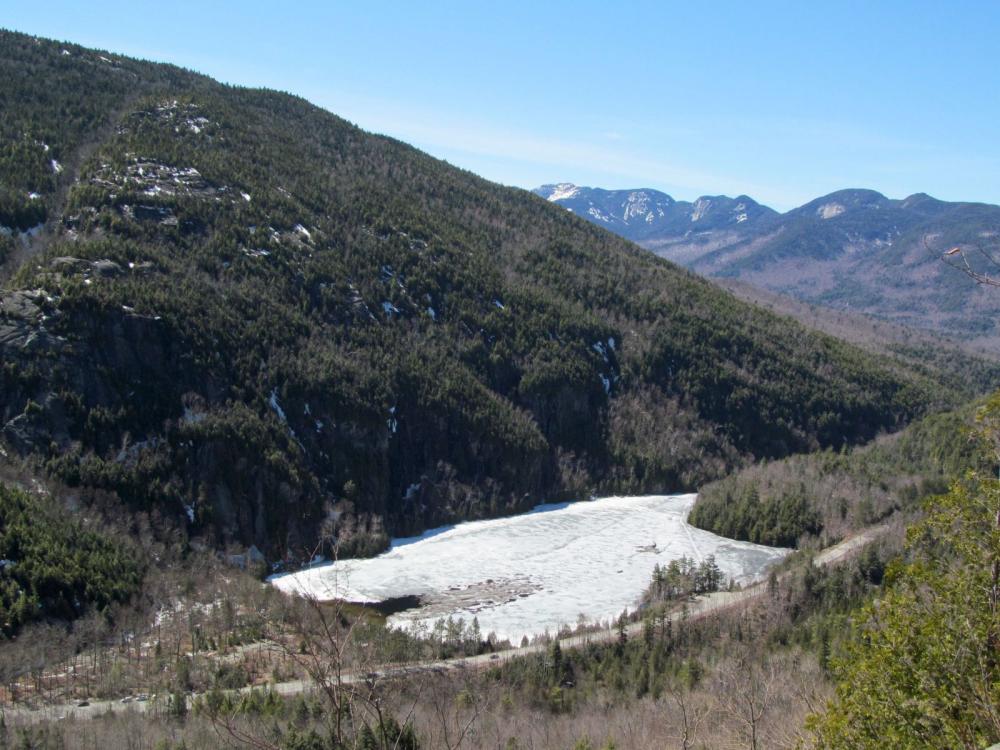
[{"left": 3, "top": 522, "right": 889, "bottom": 725}]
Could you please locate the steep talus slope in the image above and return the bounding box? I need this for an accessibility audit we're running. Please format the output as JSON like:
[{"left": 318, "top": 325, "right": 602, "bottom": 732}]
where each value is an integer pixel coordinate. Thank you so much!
[{"left": 0, "top": 31, "right": 954, "bottom": 562}]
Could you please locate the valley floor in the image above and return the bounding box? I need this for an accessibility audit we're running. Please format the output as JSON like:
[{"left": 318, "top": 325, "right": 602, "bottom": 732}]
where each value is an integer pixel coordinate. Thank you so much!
[
  {"left": 4, "top": 521, "right": 887, "bottom": 729},
  {"left": 271, "top": 494, "right": 789, "bottom": 643}
]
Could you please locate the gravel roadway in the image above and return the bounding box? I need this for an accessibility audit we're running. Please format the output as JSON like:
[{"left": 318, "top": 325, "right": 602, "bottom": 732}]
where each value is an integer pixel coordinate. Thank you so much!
[{"left": 3, "top": 522, "right": 890, "bottom": 726}]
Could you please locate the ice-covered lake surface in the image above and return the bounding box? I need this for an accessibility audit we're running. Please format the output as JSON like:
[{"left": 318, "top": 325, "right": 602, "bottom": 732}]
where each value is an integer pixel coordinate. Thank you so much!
[{"left": 270, "top": 494, "right": 789, "bottom": 644}]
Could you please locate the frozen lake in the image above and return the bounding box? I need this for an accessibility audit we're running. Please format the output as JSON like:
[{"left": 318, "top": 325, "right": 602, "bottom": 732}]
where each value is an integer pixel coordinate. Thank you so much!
[{"left": 270, "top": 494, "right": 789, "bottom": 644}]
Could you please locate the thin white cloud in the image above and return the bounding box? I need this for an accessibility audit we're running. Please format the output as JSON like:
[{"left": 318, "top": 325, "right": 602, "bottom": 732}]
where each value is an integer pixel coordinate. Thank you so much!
[{"left": 325, "top": 97, "right": 805, "bottom": 208}]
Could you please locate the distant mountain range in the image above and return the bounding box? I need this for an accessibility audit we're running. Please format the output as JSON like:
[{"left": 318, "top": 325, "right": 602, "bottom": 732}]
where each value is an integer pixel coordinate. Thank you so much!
[
  {"left": 535, "top": 184, "right": 1000, "bottom": 347},
  {"left": 533, "top": 184, "right": 778, "bottom": 251}
]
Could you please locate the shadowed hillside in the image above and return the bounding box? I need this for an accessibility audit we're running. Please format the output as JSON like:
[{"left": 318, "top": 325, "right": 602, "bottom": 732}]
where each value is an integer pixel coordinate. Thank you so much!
[{"left": 0, "top": 30, "right": 962, "bottom": 568}]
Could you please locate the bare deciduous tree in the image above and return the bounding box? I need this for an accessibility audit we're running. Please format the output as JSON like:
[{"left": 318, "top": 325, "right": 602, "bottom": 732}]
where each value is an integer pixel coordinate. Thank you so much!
[
  {"left": 665, "top": 680, "right": 708, "bottom": 750},
  {"left": 417, "top": 668, "right": 493, "bottom": 750},
  {"left": 209, "top": 583, "right": 410, "bottom": 750},
  {"left": 937, "top": 237, "right": 1000, "bottom": 286},
  {"left": 715, "top": 653, "right": 779, "bottom": 750}
]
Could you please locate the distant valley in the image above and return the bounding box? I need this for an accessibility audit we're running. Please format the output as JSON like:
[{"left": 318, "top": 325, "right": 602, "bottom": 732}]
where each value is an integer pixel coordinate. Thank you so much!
[{"left": 536, "top": 183, "right": 1000, "bottom": 348}]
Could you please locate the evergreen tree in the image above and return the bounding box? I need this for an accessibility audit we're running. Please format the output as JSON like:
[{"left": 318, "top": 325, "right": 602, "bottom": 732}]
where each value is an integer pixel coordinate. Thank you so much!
[{"left": 810, "top": 394, "right": 1000, "bottom": 748}]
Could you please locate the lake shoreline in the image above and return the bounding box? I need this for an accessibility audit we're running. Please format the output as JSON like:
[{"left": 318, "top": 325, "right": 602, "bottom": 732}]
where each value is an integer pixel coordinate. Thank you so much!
[{"left": 270, "top": 494, "right": 790, "bottom": 643}]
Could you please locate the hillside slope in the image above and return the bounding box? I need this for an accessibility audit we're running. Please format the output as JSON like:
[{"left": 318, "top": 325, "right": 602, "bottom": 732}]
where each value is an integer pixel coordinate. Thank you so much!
[
  {"left": 0, "top": 31, "right": 959, "bottom": 563},
  {"left": 719, "top": 279, "right": 1000, "bottom": 397},
  {"left": 698, "top": 189, "right": 1000, "bottom": 344},
  {"left": 541, "top": 184, "right": 1000, "bottom": 347}
]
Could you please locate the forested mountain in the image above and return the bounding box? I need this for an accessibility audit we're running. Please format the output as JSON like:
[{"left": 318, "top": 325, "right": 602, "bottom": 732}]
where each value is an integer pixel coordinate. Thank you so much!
[
  {"left": 690, "top": 403, "right": 979, "bottom": 547},
  {"left": 0, "top": 30, "right": 972, "bottom": 568},
  {"left": 541, "top": 183, "right": 1000, "bottom": 347}
]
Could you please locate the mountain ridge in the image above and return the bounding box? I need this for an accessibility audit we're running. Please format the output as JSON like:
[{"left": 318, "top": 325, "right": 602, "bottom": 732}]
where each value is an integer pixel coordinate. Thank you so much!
[
  {"left": 0, "top": 30, "right": 977, "bottom": 582},
  {"left": 537, "top": 182, "right": 1000, "bottom": 346},
  {"left": 534, "top": 183, "right": 778, "bottom": 244}
]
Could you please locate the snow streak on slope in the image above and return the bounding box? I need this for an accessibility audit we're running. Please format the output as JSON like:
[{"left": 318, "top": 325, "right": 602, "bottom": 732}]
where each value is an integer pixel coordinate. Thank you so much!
[
  {"left": 544, "top": 183, "right": 580, "bottom": 202},
  {"left": 270, "top": 494, "right": 789, "bottom": 643}
]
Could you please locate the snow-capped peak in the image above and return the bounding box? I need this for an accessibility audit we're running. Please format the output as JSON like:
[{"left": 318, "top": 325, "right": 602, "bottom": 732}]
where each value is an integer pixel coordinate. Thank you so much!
[{"left": 545, "top": 183, "right": 580, "bottom": 202}]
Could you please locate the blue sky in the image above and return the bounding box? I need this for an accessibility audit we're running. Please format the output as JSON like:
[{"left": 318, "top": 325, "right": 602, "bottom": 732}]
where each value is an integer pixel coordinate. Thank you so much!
[{"left": 6, "top": 1, "right": 1000, "bottom": 210}]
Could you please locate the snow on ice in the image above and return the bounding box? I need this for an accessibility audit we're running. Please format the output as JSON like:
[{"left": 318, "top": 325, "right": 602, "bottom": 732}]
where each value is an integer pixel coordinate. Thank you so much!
[{"left": 271, "top": 494, "right": 789, "bottom": 644}]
